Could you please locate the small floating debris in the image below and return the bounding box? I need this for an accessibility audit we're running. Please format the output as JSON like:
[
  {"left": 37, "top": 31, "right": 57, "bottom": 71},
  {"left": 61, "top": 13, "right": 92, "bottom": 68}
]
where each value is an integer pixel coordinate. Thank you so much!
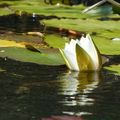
[
  {"left": 0, "top": 50, "right": 5, "bottom": 52},
  {"left": 112, "top": 38, "right": 120, "bottom": 41},
  {"left": 25, "top": 44, "right": 41, "bottom": 53},
  {"left": 27, "top": 32, "right": 44, "bottom": 37},
  {"left": 56, "top": 3, "right": 61, "bottom": 7}
]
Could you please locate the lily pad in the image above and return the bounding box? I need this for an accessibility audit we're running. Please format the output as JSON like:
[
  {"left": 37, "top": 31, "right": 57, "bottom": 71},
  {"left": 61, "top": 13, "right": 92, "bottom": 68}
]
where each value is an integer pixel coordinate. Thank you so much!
[
  {"left": 105, "top": 65, "right": 120, "bottom": 75},
  {"left": 0, "top": 47, "right": 65, "bottom": 66},
  {"left": 44, "top": 34, "right": 68, "bottom": 48},
  {"left": 43, "top": 18, "right": 120, "bottom": 55},
  {"left": 0, "top": 8, "right": 12, "bottom": 15}
]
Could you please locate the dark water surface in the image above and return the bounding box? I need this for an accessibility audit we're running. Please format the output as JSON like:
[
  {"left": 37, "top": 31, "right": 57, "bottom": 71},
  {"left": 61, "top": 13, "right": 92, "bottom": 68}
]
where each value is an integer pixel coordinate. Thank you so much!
[
  {"left": 0, "top": 13, "right": 83, "bottom": 38},
  {"left": 0, "top": 57, "right": 120, "bottom": 120}
]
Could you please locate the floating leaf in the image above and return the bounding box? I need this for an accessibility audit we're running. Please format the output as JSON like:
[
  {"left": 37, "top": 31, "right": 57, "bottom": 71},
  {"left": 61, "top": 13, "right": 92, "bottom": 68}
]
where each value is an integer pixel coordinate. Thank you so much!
[{"left": 0, "top": 47, "right": 65, "bottom": 66}]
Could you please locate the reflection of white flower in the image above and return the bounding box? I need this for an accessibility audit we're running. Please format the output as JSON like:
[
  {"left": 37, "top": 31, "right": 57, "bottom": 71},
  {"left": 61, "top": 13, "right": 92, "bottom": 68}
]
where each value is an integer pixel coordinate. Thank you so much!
[
  {"left": 59, "top": 34, "right": 102, "bottom": 71},
  {"left": 58, "top": 71, "right": 100, "bottom": 114}
]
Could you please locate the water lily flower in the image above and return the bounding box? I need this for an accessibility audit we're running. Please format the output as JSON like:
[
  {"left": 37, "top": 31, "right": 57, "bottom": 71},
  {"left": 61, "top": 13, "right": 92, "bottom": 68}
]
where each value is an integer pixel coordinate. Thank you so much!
[{"left": 59, "top": 34, "right": 102, "bottom": 71}]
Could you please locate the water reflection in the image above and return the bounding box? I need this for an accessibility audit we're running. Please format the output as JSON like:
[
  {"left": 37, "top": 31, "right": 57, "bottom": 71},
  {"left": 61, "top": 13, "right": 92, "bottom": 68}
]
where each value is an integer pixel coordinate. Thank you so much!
[
  {"left": 59, "top": 71, "right": 100, "bottom": 95},
  {"left": 0, "top": 58, "right": 120, "bottom": 120},
  {"left": 57, "top": 71, "right": 100, "bottom": 116}
]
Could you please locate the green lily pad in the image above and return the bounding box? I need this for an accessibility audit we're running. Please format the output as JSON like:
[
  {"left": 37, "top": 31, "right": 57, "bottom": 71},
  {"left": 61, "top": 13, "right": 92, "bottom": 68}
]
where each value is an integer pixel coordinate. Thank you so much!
[
  {"left": 0, "top": 8, "right": 12, "bottom": 15},
  {"left": 105, "top": 65, "right": 120, "bottom": 75},
  {"left": 0, "top": 47, "right": 65, "bottom": 66},
  {"left": 44, "top": 34, "right": 68, "bottom": 48},
  {"left": 43, "top": 18, "right": 120, "bottom": 55}
]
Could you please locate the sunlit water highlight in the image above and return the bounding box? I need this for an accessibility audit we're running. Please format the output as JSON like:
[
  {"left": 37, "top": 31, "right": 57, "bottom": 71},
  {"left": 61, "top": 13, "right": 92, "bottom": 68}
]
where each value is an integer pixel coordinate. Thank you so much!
[{"left": 0, "top": 58, "right": 120, "bottom": 120}]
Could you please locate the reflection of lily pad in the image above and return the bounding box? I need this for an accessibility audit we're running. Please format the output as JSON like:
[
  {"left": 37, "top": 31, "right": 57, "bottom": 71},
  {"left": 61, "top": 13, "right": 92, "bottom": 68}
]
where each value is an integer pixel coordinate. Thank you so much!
[{"left": 0, "top": 47, "right": 65, "bottom": 66}]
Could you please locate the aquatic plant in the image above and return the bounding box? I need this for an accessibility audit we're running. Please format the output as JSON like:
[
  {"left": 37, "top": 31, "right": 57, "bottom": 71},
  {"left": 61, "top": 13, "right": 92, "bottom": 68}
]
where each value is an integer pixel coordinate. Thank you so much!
[{"left": 59, "top": 34, "right": 102, "bottom": 71}]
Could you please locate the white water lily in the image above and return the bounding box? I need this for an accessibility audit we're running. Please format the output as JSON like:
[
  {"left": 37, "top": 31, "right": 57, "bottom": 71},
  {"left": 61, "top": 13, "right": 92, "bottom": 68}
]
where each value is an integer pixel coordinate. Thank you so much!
[{"left": 59, "top": 34, "right": 102, "bottom": 71}]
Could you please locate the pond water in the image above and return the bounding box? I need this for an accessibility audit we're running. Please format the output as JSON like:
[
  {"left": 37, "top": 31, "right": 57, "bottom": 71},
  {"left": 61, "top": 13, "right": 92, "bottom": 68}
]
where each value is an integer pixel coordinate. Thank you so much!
[
  {"left": 0, "top": 13, "right": 83, "bottom": 39},
  {"left": 0, "top": 57, "right": 120, "bottom": 120},
  {"left": 0, "top": 12, "right": 120, "bottom": 120}
]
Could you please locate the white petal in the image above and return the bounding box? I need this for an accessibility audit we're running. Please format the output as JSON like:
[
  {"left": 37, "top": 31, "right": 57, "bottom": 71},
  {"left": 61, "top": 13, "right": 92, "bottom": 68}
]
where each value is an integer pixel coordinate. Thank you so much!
[
  {"left": 64, "top": 49, "right": 79, "bottom": 71},
  {"left": 60, "top": 39, "right": 79, "bottom": 71},
  {"left": 64, "top": 40, "right": 76, "bottom": 53},
  {"left": 77, "top": 34, "right": 101, "bottom": 70},
  {"left": 60, "top": 34, "right": 101, "bottom": 71},
  {"left": 76, "top": 43, "right": 94, "bottom": 71}
]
